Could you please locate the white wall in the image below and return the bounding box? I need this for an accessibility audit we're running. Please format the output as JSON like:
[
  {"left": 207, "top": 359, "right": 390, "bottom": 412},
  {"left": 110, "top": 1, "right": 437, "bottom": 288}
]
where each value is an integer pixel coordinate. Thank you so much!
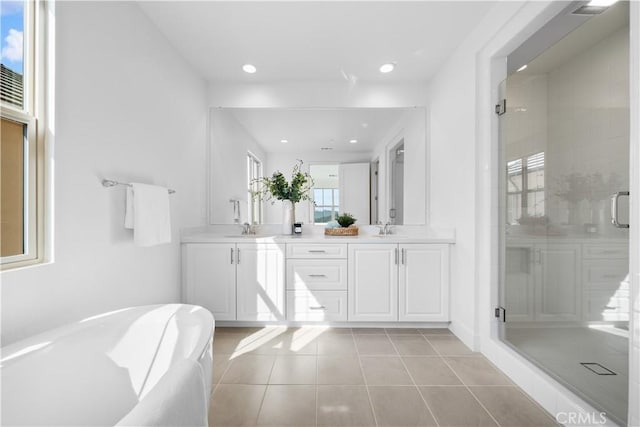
[
  {"left": 427, "top": 27, "right": 485, "bottom": 345},
  {"left": 209, "top": 109, "right": 267, "bottom": 224},
  {"left": 0, "top": 2, "right": 208, "bottom": 345}
]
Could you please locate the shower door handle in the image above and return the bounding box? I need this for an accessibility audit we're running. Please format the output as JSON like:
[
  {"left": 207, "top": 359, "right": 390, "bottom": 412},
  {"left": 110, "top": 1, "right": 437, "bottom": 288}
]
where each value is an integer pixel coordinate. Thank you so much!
[{"left": 610, "top": 191, "right": 629, "bottom": 229}]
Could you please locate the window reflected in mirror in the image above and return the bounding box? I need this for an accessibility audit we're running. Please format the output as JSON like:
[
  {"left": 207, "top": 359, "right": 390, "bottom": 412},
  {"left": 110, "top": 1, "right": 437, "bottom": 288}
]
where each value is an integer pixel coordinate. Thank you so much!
[{"left": 310, "top": 164, "right": 339, "bottom": 223}]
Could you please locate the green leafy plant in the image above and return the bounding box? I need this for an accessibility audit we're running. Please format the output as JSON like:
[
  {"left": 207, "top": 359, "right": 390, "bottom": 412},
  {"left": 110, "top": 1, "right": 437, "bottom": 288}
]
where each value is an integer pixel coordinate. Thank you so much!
[
  {"left": 335, "top": 213, "right": 356, "bottom": 228},
  {"left": 252, "top": 160, "right": 314, "bottom": 204}
]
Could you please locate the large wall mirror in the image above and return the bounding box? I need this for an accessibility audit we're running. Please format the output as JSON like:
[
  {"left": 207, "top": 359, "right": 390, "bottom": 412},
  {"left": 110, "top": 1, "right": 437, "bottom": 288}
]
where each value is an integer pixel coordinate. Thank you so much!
[{"left": 208, "top": 107, "right": 427, "bottom": 226}]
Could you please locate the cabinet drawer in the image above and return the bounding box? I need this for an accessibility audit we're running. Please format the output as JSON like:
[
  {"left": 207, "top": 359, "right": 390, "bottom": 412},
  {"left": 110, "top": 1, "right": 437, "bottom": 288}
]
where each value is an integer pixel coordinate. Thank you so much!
[
  {"left": 582, "top": 244, "right": 628, "bottom": 259},
  {"left": 287, "top": 244, "right": 347, "bottom": 259},
  {"left": 584, "top": 290, "right": 629, "bottom": 322},
  {"left": 286, "top": 290, "right": 347, "bottom": 321},
  {"left": 287, "top": 259, "right": 347, "bottom": 290}
]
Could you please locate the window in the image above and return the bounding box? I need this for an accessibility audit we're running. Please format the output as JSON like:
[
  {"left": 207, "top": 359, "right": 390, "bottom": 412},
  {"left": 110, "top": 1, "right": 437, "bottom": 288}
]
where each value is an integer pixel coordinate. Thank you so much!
[
  {"left": 247, "top": 152, "right": 262, "bottom": 224},
  {"left": 1, "top": 0, "right": 43, "bottom": 268},
  {"left": 506, "top": 152, "right": 545, "bottom": 225},
  {"left": 313, "top": 188, "right": 339, "bottom": 223}
]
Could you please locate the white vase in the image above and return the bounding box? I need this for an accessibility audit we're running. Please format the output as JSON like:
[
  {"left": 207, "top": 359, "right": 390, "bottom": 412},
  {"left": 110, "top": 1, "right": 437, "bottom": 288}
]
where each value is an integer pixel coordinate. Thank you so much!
[{"left": 282, "top": 200, "right": 294, "bottom": 235}]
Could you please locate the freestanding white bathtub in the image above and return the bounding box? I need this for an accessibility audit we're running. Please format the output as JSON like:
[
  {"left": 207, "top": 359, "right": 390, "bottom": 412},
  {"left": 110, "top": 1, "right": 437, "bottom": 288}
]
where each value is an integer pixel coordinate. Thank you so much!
[{"left": 1, "top": 304, "right": 214, "bottom": 426}]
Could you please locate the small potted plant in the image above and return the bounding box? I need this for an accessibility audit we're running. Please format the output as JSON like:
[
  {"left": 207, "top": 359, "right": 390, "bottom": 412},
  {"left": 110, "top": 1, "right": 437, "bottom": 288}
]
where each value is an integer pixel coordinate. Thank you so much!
[{"left": 325, "top": 212, "right": 358, "bottom": 236}]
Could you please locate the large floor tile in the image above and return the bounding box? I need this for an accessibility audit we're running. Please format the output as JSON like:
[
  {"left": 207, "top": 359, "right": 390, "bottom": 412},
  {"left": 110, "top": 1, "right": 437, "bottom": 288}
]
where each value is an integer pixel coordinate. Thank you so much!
[
  {"left": 354, "top": 334, "right": 398, "bottom": 355},
  {"left": 471, "top": 386, "right": 558, "bottom": 427},
  {"left": 445, "top": 357, "right": 513, "bottom": 386},
  {"left": 269, "top": 355, "right": 317, "bottom": 384},
  {"left": 220, "top": 355, "right": 276, "bottom": 384},
  {"left": 212, "top": 355, "right": 232, "bottom": 384},
  {"left": 256, "top": 385, "right": 316, "bottom": 426},
  {"left": 368, "top": 386, "right": 437, "bottom": 426},
  {"left": 403, "top": 356, "right": 462, "bottom": 385},
  {"left": 419, "top": 328, "right": 453, "bottom": 336},
  {"left": 213, "top": 335, "right": 245, "bottom": 354},
  {"left": 385, "top": 327, "right": 421, "bottom": 335},
  {"left": 419, "top": 386, "right": 498, "bottom": 427},
  {"left": 360, "top": 356, "right": 413, "bottom": 385},
  {"left": 317, "top": 355, "right": 365, "bottom": 385},
  {"left": 275, "top": 331, "right": 318, "bottom": 355},
  {"left": 208, "top": 384, "right": 266, "bottom": 426},
  {"left": 390, "top": 335, "right": 438, "bottom": 356},
  {"left": 352, "top": 327, "right": 386, "bottom": 334},
  {"left": 321, "top": 327, "right": 353, "bottom": 334},
  {"left": 317, "top": 334, "right": 357, "bottom": 355},
  {"left": 215, "top": 326, "right": 264, "bottom": 336},
  {"left": 317, "top": 385, "right": 376, "bottom": 426},
  {"left": 426, "top": 335, "right": 477, "bottom": 356},
  {"left": 233, "top": 333, "right": 287, "bottom": 356}
]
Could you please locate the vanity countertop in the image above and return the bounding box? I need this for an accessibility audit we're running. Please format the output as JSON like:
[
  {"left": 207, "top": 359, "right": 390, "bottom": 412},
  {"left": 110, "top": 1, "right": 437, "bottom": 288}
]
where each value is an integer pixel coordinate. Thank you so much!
[{"left": 181, "top": 230, "right": 456, "bottom": 244}]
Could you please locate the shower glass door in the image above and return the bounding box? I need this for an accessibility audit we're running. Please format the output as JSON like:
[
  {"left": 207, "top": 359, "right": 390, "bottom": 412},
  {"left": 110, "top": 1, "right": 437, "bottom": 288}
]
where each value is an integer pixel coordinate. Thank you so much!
[{"left": 499, "top": 2, "right": 630, "bottom": 424}]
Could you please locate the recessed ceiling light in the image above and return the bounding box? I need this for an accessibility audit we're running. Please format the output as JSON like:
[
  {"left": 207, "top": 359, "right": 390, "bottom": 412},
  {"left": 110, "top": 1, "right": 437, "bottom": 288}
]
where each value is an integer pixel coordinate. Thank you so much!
[
  {"left": 242, "top": 64, "right": 257, "bottom": 74},
  {"left": 280, "top": 139, "right": 288, "bottom": 143},
  {"left": 349, "top": 139, "right": 358, "bottom": 144},
  {"left": 362, "top": 123, "right": 369, "bottom": 128},
  {"left": 516, "top": 64, "right": 527, "bottom": 72},
  {"left": 379, "top": 63, "right": 395, "bottom": 73}
]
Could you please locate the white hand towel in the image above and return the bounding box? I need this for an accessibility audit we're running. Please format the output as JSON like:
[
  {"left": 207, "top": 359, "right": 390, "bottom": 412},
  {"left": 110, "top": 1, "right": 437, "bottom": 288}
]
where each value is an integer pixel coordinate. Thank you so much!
[{"left": 128, "top": 183, "right": 172, "bottom": 247}]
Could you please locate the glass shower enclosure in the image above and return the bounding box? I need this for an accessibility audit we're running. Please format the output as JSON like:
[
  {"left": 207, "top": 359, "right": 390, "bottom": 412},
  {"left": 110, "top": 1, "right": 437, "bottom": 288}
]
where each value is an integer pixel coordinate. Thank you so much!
[{"left": 498, "top": 2, "right": 630, "bottom": 425}]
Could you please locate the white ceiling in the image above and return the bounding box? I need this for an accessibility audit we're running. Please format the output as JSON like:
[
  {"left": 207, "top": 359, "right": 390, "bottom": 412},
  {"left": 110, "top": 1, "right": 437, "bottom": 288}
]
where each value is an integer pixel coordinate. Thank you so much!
[
  {"left": 225, "top": 108, "right": 410, "bottom": 153},
  {"left": 138, "top": 1, "right": 496, "bottom": 84}
]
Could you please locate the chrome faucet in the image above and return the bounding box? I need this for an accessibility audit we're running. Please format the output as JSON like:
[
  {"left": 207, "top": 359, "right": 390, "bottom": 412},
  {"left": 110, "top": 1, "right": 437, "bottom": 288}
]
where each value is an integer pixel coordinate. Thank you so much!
[
  {"left": 241, "top": 222, "right": 252, "bottom": 235},
  {"left": 384, "top": 221, "right": 393, "bottom": 235},
  {"left": 377, "top": 221, "right": 393, "bottom": 235}
]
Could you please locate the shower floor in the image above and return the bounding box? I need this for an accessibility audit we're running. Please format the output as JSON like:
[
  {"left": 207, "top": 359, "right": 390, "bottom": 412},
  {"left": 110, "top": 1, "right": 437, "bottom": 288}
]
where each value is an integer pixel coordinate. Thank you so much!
[{"left": 505, "top": 326, "right": 628, "bottom": 425}]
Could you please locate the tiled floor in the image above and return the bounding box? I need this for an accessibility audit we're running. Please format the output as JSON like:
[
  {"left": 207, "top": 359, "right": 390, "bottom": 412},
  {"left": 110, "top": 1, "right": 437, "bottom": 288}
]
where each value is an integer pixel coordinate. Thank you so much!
[{"left": 208, "top": 326, "right": 557, "bottom": 427}]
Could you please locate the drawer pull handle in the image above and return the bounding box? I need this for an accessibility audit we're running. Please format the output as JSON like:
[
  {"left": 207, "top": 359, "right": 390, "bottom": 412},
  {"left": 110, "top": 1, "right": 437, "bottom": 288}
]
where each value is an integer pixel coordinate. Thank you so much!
[
  {"left": 309, "top": 306, "right": 326, "bottom": 310},
  {"left": 602, "top": 274, "right": 619, "bottom": 279},
  {"left": 603, "top": 306, "right": 617, "bottom": 310},
  {"left": 308, "top": 250, "right": 327, "bottom": 253},
  {"left": 308, "top": 274, "right": 327, "bottom": 278}
]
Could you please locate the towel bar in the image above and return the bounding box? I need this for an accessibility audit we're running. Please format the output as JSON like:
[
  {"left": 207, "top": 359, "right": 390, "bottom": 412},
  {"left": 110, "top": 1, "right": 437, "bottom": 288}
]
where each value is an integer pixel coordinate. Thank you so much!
[{"left": 102, "top": 179, "right": 176, "bottom": 194}]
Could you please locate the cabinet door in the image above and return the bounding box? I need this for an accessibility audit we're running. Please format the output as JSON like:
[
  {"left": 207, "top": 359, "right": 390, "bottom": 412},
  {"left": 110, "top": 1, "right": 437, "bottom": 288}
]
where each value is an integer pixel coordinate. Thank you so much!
[
  {"left": 399, "top": 244, "right": 449, "bottom": 321},
  {"left": 536, "top": 244, "right": 581, "bottom": 321},
  {"left": 182, "top": 243, "right": 236, "bottom": 320},
  {"left": 236, "top": 243, "right": 286, "bottom": 321},
  {"left": 348, "top": 244, "right": 398, "bottom": 321}
]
